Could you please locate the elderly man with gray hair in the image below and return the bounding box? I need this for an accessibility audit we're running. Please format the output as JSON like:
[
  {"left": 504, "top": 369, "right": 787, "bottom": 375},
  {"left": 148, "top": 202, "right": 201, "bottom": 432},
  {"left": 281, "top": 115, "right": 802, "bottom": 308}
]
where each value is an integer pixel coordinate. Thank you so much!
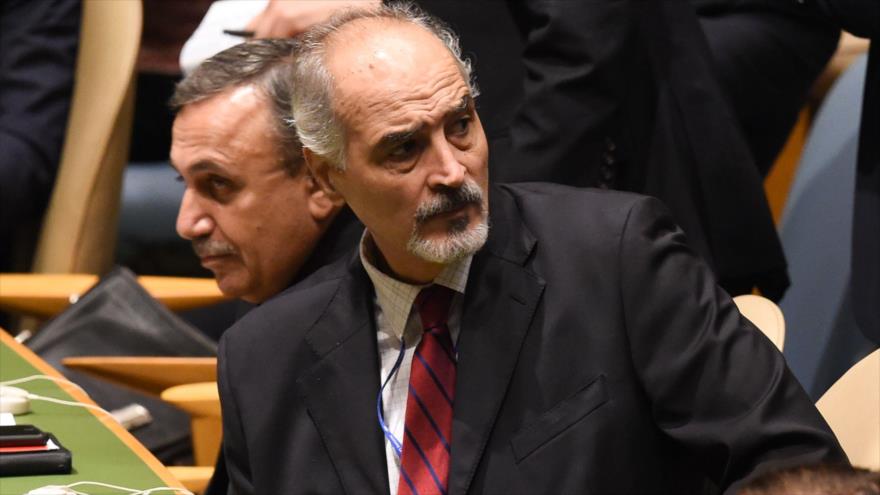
[{"left": 218, "top": 4, "right": 844, "bottom": 495}]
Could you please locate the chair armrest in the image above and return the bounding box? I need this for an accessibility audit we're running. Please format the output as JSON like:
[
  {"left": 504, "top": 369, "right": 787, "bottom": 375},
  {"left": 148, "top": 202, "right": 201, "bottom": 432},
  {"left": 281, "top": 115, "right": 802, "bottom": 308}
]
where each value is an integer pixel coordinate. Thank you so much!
[
  {"left": 162, "top": 382, "right": 222, "bottom": 466},
  {"left": 161, "top": 382, "right": 221, "bottom": 417},
  {"left": 0, "top": 273, "right": 228, "bottom": 318},
  {"left": 733, "top": 294, "right": 785, "bottom": 351},
  {"left": 168, "top": 465, "right": 215, "bottom": 494},
  {"left": 62, "top": 356, "right": 217, "bottom": 396}
]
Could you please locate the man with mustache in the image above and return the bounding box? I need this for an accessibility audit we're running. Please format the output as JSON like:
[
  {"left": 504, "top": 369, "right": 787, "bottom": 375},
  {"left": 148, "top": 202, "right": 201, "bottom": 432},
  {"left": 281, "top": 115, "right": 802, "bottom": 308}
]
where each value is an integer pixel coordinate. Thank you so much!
[
  {"left": 170, "top": 39, "right": 361, "bottom": 494},
  {"left": 170, "top": 38, "right": 359, "bottom": 306},
  {"left": 216, "top": 5, "right": 845, "bottom": 494}
]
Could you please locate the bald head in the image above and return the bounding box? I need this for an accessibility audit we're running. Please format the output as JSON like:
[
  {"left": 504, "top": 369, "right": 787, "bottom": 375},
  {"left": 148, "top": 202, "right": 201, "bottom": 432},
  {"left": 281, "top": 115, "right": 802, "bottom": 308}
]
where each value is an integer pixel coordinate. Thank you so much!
[
  {"left": 329, "top": 19, "right": 469, "bottom": 132},
  {"left": 291, "top": 3, "right": 478, "bottom": 170}
]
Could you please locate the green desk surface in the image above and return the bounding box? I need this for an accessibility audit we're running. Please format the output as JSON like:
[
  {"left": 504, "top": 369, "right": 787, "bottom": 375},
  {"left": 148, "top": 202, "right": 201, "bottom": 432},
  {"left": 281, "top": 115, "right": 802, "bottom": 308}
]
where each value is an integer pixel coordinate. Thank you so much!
[{"left": 0, "top": 330, "right": 180, "bottom": 494}]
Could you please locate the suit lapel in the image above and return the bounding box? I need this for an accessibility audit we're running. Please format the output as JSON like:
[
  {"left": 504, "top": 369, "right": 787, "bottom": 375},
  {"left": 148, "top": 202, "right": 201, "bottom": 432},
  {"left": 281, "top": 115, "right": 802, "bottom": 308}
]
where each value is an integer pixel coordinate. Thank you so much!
[
  {"left": 449, "top": 186, "right": 546, "bottom": 495},
  {"left": 296, "top": 257, "right": 390, "bottom": 495}
]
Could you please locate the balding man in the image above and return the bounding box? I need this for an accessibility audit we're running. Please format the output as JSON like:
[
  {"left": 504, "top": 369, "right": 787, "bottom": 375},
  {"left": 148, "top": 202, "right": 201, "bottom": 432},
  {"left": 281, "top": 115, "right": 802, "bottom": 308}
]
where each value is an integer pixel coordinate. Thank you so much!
[{"left": 218, "top": 5, "right": 844, "bottom": 494}]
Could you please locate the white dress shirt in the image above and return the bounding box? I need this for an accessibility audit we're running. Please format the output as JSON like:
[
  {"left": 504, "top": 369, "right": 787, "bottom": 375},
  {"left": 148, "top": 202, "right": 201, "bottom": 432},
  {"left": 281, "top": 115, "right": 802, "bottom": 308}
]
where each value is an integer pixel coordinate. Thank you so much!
[{"left": 359, "top": 233, "right": 472, "bottom": 495}]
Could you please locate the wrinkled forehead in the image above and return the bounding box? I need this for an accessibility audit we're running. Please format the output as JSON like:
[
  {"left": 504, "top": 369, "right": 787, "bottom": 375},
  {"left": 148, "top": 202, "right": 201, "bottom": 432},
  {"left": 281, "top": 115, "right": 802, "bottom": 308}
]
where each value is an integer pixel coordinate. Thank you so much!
[{"left": 324, "top": 18, "right": 469, "bottom": 122}]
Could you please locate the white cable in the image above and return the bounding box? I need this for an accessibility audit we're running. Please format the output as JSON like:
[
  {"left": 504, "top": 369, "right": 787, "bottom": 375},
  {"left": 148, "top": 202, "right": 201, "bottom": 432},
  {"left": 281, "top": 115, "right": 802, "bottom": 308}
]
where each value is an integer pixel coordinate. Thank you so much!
[
  {"left": 136, "top": 488, "right": 196, "bottom": 495},
  {"left": 64, "top": 481, "right": 140, "bottom": 493},
  {"left": 27, "top": 481, "right": 194, "bottom": 495},
  {"left": 1, "top": 374, "right": 115, "bottom": 418},
  {"left": 25, "top": 393, "right": 110, "bottom": 415},
  {"left": 1, "top": 374, "right": 87, "bottom": 394}
]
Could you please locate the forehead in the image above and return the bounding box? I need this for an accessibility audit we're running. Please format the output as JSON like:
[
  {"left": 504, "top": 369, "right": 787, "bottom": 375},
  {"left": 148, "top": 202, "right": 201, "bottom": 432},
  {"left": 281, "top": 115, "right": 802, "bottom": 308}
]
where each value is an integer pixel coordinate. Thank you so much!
[
  {"left": 325, "top": 19, "right": 471, "bottom": 136},
  {"left": 171, "top": 85, "right": 277, "bottom": 169}
]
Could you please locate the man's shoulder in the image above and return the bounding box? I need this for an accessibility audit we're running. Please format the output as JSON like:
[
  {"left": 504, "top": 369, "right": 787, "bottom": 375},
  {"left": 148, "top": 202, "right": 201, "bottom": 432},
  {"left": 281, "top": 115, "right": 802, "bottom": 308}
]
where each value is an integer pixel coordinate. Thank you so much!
[
  {"left": 495, "top": 182, "right": 662, "bottom": 234},
  {"left": 221, "top": 254, "right": 355, "bottom": 350},
  {"left": 497, "top": 182, "right": 645, "bottom": 207}
]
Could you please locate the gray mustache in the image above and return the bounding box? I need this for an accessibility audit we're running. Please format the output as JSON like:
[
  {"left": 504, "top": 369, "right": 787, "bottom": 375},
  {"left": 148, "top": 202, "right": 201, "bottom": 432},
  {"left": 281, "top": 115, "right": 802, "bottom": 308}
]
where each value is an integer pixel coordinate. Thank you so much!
[
  {"left": 192, "top": 238, "right": 237, "bottom": 258},
  {"left": 414, "top": 180, "right": 484, "bottom": 224}
]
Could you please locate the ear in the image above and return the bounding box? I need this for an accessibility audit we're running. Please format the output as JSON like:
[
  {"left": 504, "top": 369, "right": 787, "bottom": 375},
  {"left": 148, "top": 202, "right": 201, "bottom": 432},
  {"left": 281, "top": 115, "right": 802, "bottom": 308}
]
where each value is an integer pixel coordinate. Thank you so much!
[{"left": 303, "top": 148, "right": 345, "bottom": 221}]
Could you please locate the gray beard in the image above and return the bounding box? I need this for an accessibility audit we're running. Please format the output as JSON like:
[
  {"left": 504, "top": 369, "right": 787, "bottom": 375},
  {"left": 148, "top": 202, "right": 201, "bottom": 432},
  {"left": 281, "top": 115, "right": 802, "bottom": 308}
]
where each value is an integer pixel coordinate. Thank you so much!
[
  {"left": 406, "top": 217, "right": 489, "bottom": 264},
  {"left": 406, "top": 178, "right": 489, "bottom": 263}
]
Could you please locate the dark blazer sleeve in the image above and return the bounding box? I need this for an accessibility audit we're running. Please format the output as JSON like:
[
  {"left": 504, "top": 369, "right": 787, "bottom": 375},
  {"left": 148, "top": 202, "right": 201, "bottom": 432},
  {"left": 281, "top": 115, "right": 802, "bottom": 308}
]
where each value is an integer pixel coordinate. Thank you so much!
[
  {"left": 0, "top": 0, "right": 79, "bottom": 250},
  {"left": 617, "top": 197, "right": 846, "bottom": 491},
  {"left": 494, "top": 0, "right": 635, "bottom": 187},
  {"left": 218, "top": 334, "right": 256, "bottom": 495},
  {"left": 814, "top": 0, "right": 880, "bottom": 37}
]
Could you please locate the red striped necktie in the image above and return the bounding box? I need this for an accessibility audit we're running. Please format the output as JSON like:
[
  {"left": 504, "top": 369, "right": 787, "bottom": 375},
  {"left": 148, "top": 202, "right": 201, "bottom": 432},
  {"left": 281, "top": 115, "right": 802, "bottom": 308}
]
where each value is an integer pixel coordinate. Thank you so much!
[{"left": 398, "top": 284, "right": 457, "bottom": 495}]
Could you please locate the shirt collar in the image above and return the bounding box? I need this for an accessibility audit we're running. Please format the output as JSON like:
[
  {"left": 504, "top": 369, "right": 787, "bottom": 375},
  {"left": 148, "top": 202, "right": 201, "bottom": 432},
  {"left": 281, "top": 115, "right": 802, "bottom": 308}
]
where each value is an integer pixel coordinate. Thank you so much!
[{"left": 359, "top": 230, "right": 472, "bottom": 340}]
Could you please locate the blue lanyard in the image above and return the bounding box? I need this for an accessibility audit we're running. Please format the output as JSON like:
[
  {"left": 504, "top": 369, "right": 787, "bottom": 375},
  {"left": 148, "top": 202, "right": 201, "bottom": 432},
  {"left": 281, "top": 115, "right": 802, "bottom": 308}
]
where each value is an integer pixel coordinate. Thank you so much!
[{"left": 377, "top": 337, "right": 407, "bottom": 458}]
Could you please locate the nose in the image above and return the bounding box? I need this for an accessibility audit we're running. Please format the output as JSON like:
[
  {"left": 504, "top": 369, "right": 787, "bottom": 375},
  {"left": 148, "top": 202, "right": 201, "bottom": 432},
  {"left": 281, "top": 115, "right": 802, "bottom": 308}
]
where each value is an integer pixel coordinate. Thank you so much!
[
  {"left": 175, "top": 189, "right": 215, "bottom": 240},
  {"left": 426, "top": 136, "right": 466, "bottom": 190}
]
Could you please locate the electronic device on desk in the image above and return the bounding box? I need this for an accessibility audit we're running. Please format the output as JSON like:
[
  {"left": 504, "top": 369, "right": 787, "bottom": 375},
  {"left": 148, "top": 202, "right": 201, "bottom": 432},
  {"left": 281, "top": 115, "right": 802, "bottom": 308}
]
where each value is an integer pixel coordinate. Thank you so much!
[
  {"left": 0, "top": 385, "right": 31, "bottom": 415},
  {"left": 0, "top": 424, "right": 72, "bottom": 476}
]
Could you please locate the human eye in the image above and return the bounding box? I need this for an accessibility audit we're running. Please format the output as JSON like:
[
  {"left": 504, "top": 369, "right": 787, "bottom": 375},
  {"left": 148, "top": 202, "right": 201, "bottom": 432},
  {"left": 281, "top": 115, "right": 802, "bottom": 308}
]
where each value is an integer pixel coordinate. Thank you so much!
[
  {"left": 209, "top": 175, "right": 233, "bottom": 193},
  {"left": 386, "top": 139, "right": 421, "bottom": 166},
  {"left": 196, "top": 174, "right": 237, "bottom": 202},
  {"left": 450, "top": 115, "right": 471, "bottom": 136},
  {"left": 447, "top": 114, "right": 474, "bottom": 148}
]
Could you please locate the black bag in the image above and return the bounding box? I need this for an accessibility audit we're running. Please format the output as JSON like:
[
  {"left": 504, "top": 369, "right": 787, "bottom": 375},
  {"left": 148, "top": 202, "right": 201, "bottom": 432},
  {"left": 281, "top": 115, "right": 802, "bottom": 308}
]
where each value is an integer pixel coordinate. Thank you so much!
[{"left": 25, "top": 267, "right": 217, "bottom": 463}]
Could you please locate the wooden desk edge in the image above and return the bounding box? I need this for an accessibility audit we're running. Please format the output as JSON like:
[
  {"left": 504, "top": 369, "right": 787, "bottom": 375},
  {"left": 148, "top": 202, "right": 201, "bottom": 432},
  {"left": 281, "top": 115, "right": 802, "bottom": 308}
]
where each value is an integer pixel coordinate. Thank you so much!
[{"left": 0, "top": 329, "right": 183, "bottom": 488}]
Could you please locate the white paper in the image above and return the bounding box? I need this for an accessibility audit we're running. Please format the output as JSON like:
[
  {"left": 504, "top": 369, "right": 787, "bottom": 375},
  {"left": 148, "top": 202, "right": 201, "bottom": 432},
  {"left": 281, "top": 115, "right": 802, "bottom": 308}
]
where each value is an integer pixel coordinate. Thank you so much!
[{"left": 179, "top": 0, "right": 269, "bottom": 74}]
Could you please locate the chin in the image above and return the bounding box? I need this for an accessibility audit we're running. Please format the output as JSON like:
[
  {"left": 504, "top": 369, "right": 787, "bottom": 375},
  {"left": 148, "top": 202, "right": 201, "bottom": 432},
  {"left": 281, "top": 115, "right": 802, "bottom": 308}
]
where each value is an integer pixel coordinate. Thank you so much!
[
  {"left": 408, "top": 219, "right": 489, "bottom": 264},
  {"left": 216, "top": 276, "right": 250, "bottom": 301}
]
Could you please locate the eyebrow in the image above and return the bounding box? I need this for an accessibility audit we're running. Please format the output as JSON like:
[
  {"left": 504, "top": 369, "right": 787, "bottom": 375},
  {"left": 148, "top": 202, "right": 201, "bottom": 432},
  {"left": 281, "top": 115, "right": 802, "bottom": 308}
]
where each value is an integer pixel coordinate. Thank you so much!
[
  {"left": 450, "top": 95, "right": 471, "bottom": 114},
  {"left": 375, "top": 95, "right": 473, "bottom": 149},
  {"left": 168, "top": 159, "right": 228, "bottom": 176}
]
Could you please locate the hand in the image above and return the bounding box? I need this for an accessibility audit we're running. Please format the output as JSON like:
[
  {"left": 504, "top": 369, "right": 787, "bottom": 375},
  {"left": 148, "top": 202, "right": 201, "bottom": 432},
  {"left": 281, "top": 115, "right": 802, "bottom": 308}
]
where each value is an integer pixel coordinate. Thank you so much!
[{"left": 246, "top": 0, "right": 382, "bottom": 39}]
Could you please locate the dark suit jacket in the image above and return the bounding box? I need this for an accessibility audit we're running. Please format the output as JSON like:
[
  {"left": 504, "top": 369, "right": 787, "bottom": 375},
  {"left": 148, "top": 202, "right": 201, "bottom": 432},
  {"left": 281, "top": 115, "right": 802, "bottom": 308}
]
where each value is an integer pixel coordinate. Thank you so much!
[
  {"left": 218, "top": 184, "right": 844, "bottom": 494},
  {"left": 0, "top": 0, "right": 80, "bottom": 271},
  {"left": 691, "top": 0, "right": 840, "bottom": 175}
]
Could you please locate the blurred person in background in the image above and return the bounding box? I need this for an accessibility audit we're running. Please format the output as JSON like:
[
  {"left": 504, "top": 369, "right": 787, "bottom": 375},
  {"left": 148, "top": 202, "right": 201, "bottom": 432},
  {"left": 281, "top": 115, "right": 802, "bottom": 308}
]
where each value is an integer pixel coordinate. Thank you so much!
[
  {"left": 0, "top": 0, "right": 80, "bottom": 272},
  {"left": 692, "top": 0, "right": 840, "bottom": 176},
  {"left": 815, "top": 0, "right": 880, "bottom": 384},
  {"left": 0, "top": 0, "right": 80, "bottom": 330}
]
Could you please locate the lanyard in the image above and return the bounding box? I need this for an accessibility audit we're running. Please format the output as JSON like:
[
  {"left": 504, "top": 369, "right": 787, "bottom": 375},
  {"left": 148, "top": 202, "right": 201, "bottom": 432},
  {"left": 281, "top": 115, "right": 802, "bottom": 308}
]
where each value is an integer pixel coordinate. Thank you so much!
[{"left": 376, "top": 337, "right": 407, "bottom": 458}]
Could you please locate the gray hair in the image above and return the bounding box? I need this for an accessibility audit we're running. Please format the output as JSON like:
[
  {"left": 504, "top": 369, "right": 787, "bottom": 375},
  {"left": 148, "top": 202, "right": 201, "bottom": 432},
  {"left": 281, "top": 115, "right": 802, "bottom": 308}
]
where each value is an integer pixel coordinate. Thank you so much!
[
  {"left": 170, "top": 39, "right": 303, "bottom": 174},
  {"left": 291, "top": 1, "right": 480, "bottom": 170}
]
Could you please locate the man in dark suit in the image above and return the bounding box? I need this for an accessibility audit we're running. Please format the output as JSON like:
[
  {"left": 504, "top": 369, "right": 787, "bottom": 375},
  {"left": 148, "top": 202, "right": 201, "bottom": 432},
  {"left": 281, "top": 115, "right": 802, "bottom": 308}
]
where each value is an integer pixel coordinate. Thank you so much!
[
  {"left": 218, "top": 5, "right": 845, "bottom": 494},
  {"left": 169, "top": 38, "right": 362, "bottom": 493}
]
